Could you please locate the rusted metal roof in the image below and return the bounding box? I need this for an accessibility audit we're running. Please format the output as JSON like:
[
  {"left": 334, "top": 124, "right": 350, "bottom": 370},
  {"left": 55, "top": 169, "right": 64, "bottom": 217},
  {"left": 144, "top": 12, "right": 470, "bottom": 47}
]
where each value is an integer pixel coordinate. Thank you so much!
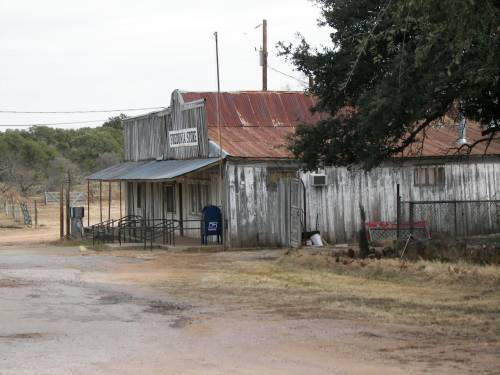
[
  {"left": 182, "top": 91, "right": 317, "bottom": 158},
  {"left": 207, "top": 126, "right": 294, "bottom": 158},
  {"left": 404, "top": 119, "right": 500, "bottom": 157},
  {"left": 181, "top": 91, "right": 321, "bottom": 128},
  {"left": 184, "top": 91, "right": 500, "bottom": 159}
]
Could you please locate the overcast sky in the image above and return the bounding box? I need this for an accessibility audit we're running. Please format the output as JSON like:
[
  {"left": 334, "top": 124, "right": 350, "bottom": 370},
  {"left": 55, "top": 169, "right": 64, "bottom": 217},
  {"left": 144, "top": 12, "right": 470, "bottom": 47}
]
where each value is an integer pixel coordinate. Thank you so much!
[{"left": 0, "top": 0, "right": 331, "bottom": 129}]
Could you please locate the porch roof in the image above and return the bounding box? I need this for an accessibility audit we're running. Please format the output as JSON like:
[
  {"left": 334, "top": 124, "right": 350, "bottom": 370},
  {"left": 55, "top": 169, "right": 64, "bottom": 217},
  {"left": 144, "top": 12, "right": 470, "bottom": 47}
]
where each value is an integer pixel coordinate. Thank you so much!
[{"left": 86, "top": 158, "right": 219, "bottom": 181}]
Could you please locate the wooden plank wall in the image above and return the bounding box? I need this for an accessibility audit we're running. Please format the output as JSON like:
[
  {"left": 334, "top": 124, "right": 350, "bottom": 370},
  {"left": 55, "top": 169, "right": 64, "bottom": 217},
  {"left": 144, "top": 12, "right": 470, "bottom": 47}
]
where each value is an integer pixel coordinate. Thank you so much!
[
  {"left": 225, "top": 162, "right": 298, "bottom": 248},
  {"left": 169, "top": 91, "right": 209, "bottom": 160},
  {"left": 123, "top": 90, "right": 209, "bottom": 161},
  {"left": 123, "top": 112, "right": 170, "bottom": 161},
  {"left": 301, "top": 158, "right": 500, "bottom": 243},
  {"left": 125, "top": 158, "right": 499, "bottom": 246}
]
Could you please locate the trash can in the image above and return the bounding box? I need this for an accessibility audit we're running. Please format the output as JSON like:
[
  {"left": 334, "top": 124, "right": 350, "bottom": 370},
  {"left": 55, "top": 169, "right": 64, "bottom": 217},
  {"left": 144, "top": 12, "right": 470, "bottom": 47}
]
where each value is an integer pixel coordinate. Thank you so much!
[{"left": 201, "top": 205, "right": 222, "bottom": 244}]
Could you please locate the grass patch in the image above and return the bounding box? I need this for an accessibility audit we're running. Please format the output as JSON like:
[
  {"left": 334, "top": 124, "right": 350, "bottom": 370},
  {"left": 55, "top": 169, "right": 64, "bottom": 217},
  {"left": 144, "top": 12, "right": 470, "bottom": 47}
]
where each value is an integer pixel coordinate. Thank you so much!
[{"left": 215, "top": 252, "right": 500, "bottom": 341}]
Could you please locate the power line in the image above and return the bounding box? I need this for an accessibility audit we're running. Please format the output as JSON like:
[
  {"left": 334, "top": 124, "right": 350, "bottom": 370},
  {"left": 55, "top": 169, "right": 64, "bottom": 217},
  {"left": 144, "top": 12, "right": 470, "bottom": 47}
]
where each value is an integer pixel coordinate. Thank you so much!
[
  {"left": 0, "top": 106, "right": 166, "bottom": 114},
  {"left": 268, "top": 65, "right": 309, "bottom": 86},
  {"left": 0, "top": 119, "right": 108, "bottom": 127}
]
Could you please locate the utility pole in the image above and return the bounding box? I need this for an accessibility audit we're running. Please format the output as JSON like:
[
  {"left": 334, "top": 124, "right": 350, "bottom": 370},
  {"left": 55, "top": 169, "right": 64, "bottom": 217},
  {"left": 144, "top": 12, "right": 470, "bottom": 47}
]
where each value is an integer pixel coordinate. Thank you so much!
[
  {"left": 214, "top": 31, "right": 225, "bottom": 250},
  {"left": 34, "top": 200, "right": 38, "bottom": 229},
  {"left": 262, "top": 19, "right": 268, "bottom": 91}
]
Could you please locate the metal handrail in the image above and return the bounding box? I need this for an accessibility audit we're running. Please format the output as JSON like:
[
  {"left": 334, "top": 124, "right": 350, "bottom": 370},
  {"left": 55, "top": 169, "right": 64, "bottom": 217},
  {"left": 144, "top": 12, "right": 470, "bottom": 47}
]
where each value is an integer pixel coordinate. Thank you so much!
[{"left": 88, "top": 216, "right": 221, "bottom": 249}]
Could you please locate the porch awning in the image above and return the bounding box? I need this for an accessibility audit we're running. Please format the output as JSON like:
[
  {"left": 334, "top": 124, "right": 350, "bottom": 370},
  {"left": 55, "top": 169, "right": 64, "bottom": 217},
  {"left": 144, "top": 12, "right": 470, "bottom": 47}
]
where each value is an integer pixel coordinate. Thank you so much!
[{"left": 86, "top": 158, "right": 219, "bottom": 181}]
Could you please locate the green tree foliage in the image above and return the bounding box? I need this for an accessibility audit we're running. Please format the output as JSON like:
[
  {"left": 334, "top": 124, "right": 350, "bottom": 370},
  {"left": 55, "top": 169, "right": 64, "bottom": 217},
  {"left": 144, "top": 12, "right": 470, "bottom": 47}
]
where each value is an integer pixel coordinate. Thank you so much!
[
  {"left": 0, "top": 116, "right": 124, "bottom": 195},
  {"left": 280, "top": 0, "right": 499, "bottom": 169}
]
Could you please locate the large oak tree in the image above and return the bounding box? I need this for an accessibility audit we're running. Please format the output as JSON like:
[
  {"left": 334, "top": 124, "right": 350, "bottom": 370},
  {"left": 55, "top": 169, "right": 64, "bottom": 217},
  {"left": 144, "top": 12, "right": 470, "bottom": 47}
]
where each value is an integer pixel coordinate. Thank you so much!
[{"left": 280, "top": 0, "right": 499, "bottom": 169}]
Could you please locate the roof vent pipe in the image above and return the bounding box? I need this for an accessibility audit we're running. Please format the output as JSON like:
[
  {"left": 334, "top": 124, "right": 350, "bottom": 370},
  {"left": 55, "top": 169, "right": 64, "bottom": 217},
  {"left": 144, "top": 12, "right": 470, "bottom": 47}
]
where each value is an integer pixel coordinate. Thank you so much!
[{"left": 457, "top": 113, "right": 468, "bottom": 146}]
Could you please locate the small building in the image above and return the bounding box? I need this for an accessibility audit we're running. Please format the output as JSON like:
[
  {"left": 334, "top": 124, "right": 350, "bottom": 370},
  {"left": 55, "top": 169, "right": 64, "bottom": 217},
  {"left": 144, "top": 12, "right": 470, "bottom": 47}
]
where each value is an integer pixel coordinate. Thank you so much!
[{"left": 87, "top": 89, "right": 500, "bottom": 247}]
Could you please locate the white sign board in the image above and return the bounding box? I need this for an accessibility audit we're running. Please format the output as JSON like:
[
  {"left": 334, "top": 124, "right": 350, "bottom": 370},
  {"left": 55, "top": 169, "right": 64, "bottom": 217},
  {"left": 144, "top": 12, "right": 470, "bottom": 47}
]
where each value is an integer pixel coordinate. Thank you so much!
[{"left": 168, "top": 128, "right": 198, "bottom": 148}]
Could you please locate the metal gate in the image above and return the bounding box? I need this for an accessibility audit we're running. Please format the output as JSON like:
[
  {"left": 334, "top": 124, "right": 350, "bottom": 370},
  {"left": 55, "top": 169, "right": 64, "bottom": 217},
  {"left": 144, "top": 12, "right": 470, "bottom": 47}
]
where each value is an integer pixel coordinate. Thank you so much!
[{"left": 289, "top": 178, "right": 302, "bottom": 248}]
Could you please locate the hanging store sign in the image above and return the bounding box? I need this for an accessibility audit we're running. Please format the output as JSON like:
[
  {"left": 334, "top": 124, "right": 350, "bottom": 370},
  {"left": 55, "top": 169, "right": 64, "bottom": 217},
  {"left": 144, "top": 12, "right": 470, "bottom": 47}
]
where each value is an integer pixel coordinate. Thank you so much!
[{"left": 168, "top": 128, "right": 198, "bottom": 148}]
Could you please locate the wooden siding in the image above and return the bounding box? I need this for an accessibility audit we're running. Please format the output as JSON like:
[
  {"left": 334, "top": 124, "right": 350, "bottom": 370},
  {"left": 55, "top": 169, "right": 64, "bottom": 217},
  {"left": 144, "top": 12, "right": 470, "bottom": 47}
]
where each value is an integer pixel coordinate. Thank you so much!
[
  {"left": 301, "top": 158, "right": 500, "bottom": 243},
  {"left": 123, "top": 112, "right": 170, "bottom": 162},
  {"left": 126, "top": 156, "right": 499, "bottom": 247},
  {"left": 225, "top": 161, "right": 299, "bottom": 248},
  {"left": 123, "top": 90, "right": 209, "bottom": 161}
]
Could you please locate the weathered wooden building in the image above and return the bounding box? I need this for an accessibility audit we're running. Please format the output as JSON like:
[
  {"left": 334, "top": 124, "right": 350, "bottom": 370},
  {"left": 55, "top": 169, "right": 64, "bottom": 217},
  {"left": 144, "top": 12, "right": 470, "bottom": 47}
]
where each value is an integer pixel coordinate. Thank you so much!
[{"left": 87, "top": 89, "right": 500, "bottom": 247}]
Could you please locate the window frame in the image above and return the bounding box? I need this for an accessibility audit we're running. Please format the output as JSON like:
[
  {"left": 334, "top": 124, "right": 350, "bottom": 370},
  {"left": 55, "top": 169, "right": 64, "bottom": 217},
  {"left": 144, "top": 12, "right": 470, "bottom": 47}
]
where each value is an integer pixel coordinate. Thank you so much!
[
  {"left": 164, "top": 184, "right": 176, "bottom": 214},
  {"left": 414, "top": 166, "right": 445, "bottom": 187}
]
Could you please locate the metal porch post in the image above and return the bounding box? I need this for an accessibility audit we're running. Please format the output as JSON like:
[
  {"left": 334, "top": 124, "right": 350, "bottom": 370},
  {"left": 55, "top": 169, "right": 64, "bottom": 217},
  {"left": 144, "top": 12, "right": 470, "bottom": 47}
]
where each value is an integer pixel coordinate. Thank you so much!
[
  {"left": 108, "top": 181, "right": 111, "bottom": 221},
  {"left": 87, "top": 180, "right": 90, "bottom": 227},
  {"left": 99, "top": 181, "right": 102, "bottom": 223}
]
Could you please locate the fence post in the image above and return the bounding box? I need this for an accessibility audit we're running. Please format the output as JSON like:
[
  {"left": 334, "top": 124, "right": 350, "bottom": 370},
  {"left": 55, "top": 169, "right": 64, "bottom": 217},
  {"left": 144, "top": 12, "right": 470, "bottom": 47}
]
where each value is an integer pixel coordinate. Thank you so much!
[
  {"left": 396, "top": 184, "right": 401, "bottom": 241},
  {"left": 409, "top": 202, "right": 415, "bottom": 235},
  {"left": 34, "top": 200, "right": 38, "bottom": 229},
  {"left": 66, "top": 172, "right": 71, "bottom": 239},
  {"left": 453, "top": 201, "right": 458, "bottom": 238},
  {"left": 60, "top": 184, "right": 64, "bottom": 239}
]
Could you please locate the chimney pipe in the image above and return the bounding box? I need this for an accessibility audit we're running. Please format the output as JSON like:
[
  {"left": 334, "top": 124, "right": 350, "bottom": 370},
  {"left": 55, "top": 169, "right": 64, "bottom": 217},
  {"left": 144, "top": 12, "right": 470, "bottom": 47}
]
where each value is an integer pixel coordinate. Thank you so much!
[{"left": 457, "top": 113, "right": 468, "bottom": 146}]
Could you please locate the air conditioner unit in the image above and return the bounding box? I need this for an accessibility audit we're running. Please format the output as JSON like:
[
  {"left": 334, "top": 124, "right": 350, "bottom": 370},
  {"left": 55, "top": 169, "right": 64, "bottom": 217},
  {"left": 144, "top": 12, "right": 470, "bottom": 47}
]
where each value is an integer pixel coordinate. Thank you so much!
[{"left": 310, "top": 174, "right": 327, "bottom": 187}]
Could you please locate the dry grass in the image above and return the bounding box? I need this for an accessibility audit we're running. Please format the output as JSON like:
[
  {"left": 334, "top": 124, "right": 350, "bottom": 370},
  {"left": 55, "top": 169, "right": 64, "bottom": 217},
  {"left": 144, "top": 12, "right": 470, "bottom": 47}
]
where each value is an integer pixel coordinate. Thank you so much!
[{"left": 214, "top": 251, "right": 500, "bottom": 341}]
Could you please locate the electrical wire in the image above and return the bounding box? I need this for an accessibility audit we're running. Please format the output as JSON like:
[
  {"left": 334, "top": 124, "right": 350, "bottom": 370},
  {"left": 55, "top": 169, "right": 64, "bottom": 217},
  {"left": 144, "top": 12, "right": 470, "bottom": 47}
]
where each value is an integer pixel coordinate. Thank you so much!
[
  {"left": 268, "top": 65, "right": 309, "bottom": 86},
  {"left": 0, "top": 119, "right": 108, "bottom": 127},
  {"left": 0, "top": 106, "right": 167, "bottom": 114}
]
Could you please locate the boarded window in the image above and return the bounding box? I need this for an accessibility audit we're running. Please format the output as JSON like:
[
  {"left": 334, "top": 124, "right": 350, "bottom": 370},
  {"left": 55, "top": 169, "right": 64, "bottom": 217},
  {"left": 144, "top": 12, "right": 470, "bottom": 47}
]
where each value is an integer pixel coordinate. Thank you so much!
[
  {"left": 190, "top": 184, "right": 209, "bottom": 215},
  {"left": 164, "top": 185, "right": 176, "bottom": 213},
  {"left": 414, "top": 167, "right": 445, "bottom": 186},
  {"left": 137, "top": 184, "right": 143, "bottom": 208}
]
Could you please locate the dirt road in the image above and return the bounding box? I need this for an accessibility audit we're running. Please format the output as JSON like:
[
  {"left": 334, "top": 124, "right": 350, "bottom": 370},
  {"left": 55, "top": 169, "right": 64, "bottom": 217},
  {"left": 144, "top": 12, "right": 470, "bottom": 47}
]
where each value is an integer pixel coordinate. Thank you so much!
[{"left": 1, "top": 245, "right": 497, "bottom": 374}]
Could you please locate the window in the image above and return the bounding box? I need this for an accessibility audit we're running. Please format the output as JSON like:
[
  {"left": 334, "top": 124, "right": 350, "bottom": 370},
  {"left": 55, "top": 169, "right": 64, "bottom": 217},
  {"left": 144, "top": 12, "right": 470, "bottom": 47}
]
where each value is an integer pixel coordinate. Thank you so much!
[
  {"left": 190, "top": 184, "right": 209, "bottom": 215},
  {"left": 414, "top": 167, "right": 445, "bottom": 186},
  {"left": 164, "top": 185, "right": 176, "bottom": 213},
  {"left": 137, "top": 183, "right": 142, "bottom": 208}
]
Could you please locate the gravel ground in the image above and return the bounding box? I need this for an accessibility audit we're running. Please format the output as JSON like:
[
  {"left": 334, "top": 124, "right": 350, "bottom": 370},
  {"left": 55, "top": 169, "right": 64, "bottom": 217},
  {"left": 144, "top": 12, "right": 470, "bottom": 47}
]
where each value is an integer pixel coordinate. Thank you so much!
[{"left": 0, "top": 246, "right": 497, "bottom": 374}]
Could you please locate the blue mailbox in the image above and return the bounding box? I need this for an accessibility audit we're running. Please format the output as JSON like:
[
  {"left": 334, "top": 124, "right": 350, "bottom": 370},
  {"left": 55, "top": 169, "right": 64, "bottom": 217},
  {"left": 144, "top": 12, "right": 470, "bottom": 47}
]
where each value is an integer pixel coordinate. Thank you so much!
[{"left": 201, "top": 205, "right": 222, "bottom": 244}]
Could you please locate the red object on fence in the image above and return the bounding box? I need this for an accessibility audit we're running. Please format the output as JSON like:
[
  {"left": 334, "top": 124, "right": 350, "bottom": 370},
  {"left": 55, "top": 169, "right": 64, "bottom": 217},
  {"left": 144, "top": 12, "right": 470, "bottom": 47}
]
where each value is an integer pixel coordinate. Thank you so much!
[{"left": 366, "top": 221, "right": 430, "bottom": 241}]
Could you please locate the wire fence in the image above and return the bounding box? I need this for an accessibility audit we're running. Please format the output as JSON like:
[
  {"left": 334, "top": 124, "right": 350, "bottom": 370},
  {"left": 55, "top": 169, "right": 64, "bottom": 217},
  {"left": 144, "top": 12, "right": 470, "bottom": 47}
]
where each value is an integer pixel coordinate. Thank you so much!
[
  {"left": 399, "top": 200, "right": 500, "bottom": 238},
  {"left": 0, "top": 198, "right": 37, "bottom": 227}
]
